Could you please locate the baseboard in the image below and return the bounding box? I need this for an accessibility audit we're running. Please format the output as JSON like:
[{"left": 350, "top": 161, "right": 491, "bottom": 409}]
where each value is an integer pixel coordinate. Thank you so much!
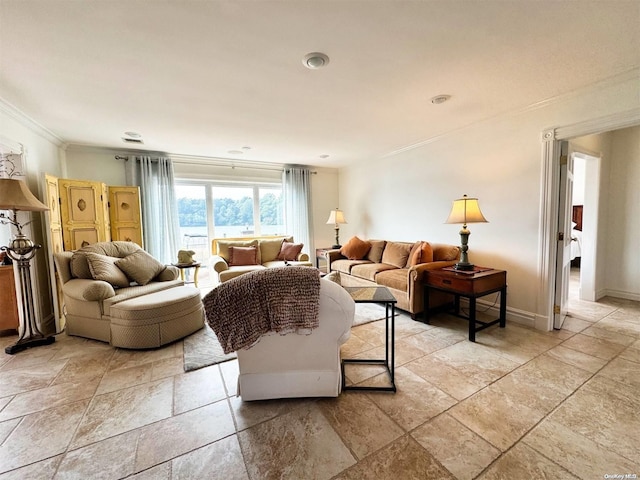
[{"left": 601, "top": 289, "right": 640, "bottom": 302}]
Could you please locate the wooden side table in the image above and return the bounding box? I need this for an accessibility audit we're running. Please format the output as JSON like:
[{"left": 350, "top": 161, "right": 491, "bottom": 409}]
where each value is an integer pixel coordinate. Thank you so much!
[
  {"left": 423, "top": 267, "right": 507, "bottom": 342},
  {"left": 0, "top": 265, "right": 20, "bottom": 335},
  {"left": 172, "top": 262, "right": 201, "bottom": 287},
  {"left": 315, "top": 248, "right": 333, "bottom": 273}
]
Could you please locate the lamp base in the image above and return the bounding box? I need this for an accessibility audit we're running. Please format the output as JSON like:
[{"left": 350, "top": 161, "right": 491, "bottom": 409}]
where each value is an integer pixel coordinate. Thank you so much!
[
  {"left": 332, "top": 244, "right": 341, "bottom": 249},
  {"left": 5, "top": 334, "right": 55, "bottom": 355},
  {"left": 453, "top": 262, "right": 475, "bottom": 271}
]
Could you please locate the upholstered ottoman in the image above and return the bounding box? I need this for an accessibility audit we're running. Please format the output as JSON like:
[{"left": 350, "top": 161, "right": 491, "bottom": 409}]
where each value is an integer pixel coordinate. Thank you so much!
[{"left": 109, "top": 286, "right": 204, "bottom": 349}]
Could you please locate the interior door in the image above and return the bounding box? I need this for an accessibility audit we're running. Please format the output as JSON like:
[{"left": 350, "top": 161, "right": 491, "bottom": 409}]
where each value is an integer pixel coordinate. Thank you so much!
[{"left": 554, "top": 141, "right": 573, "bottom": 329}]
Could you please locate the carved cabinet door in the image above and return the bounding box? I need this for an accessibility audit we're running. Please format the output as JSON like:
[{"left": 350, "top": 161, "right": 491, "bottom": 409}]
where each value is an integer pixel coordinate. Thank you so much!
[
  {"left": 108, "top": 186, "right": 144, "bottom": 248},
  {"left": 59, "top": 178, "right": 111, "bottom": 250},
  {"left": 44, "top": 174, "right": 65, "bottom": 331}
]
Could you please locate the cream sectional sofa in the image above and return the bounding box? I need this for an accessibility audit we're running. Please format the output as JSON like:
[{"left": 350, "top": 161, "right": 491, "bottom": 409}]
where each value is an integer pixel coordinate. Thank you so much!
[
  {"left": 54, "top": 241, "right": 204, "bottom": 348},
  {"left": 210, "top": 235, "right": 313, "bottom": 283},
  {"left": 326, "top": 238, "right": 460, "bottom": 318}
]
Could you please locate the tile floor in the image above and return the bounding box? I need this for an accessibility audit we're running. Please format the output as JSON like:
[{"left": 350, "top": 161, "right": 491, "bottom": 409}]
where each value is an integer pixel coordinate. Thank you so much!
[{"left": 0, "top": 275, "right": 639, "bottom": 479}]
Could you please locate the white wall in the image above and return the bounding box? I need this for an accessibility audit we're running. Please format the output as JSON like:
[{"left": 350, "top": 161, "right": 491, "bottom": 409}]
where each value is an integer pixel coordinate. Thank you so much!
[
  {"left": 605, "top": 126, "right": 640, "bottom": 300},
  {"left": 64, "top": 146, "right": 128, "bottom": 185},
  {"left": 338, "top": 75, "right": 640, "bottom": 327}
]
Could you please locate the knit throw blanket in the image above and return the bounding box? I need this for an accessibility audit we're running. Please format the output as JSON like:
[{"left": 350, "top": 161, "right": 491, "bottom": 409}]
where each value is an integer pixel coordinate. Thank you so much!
[{"left": 203, "top": 267, "right": 321, "bottom": 354}]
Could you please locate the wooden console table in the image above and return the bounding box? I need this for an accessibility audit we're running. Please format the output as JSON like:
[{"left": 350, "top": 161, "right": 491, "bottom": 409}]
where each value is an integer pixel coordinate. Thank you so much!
[
  {"left": 423, "top": 267, "right": 507, "bottom": 342},
  {"left": 0, "top": 265, "right": 20, "bottom": 335}
]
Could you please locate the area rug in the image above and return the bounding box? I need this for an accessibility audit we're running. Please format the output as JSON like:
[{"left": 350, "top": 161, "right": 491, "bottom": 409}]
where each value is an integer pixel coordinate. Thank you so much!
[{"left": 183, "top": 302, "right": 393, "bottom": 372}]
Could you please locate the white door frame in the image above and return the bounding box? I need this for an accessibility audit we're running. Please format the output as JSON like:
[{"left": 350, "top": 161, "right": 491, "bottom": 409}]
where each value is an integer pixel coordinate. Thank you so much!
[{"left": 538, "top": 108, "right": 640, "bottom": 331}]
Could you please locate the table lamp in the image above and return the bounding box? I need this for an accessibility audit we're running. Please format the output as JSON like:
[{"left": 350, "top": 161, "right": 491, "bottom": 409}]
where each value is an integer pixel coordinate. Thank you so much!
[
  {"left": 445, "top": 194, "right": 488, "bottom": 271},
  {"left": 326, "top": 208, "right": 347, "bottom": 249},
  {"left": 0, "top": 178, "right": 54, "bottom": 354}
]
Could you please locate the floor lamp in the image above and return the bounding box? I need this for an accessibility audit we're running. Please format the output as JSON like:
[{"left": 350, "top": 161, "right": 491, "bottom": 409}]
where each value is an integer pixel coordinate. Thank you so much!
[
  {"left": 0, "top": 178, "right": 54, "bottom": 355},
  {"left": 445, "top": 194, "right": 488, "bottom": 271}
]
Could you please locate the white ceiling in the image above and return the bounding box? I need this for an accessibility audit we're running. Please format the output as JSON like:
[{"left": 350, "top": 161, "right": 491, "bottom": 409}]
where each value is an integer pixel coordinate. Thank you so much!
[{"left": 1, "top": 1, "right": 638, "bottom": 167}]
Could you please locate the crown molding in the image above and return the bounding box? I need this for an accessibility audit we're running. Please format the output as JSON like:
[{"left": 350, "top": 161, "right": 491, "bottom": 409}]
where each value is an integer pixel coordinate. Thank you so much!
[
  {"left": 382, "top": 67, "right": 640, "bottom": 158},
  {"left": 0, "top": 97, "right": 64, "bottom": 147}
]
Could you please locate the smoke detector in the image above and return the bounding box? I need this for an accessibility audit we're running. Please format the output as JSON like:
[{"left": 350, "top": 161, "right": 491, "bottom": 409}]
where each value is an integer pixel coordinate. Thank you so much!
[{"left": 302, "top": 52, "right": 330, "bottom": 69}]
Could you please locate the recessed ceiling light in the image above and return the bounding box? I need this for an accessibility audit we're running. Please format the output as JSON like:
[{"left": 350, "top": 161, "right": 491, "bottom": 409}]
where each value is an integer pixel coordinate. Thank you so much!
[
  {"left": 302, "top": 52, "right": 330, "bottom": 69},
  {"left": 430, "top": 95, "right": 451, "bottom": 105},
  {"left": 124, "top": 131, "right": 142, "bottom": 138},
  {"left": 227, "top": 150, "right": 244, "bottom": 155}
]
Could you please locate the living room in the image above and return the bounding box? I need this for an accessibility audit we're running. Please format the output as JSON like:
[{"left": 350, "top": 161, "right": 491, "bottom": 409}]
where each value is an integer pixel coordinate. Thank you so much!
[{"left": 1, "top": 1, "right": 639, "bottom": 478}]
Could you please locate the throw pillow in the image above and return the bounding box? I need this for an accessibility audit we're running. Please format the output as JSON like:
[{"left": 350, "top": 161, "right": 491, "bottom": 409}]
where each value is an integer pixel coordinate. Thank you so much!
[
  {"left": 229, "top": 246, "right": 259, "bottom": 266},
  {"left": 85, "top": 252, "right": 131, "bottom": 288},
  {"left": 340, "top": 236, "right": 371, "bottom": 260},
  {"left": 115, "top": 249, "right": 166, "bottom": 285},
  {"left": 408, "top": 241, "right": 434, "bottom": 266},
  {"left": 277, "top": 241, "right": 304, "bottom": 261},
  {"left": 70, "top": 252, "right": 92, "bottom": 279},
  {"left": 217, "top": 239, "right": 259, "bottom": 263},
  {"left": 366, "top": 240, "right": 386, "bottom": 263},
  {"left": 381, "top": 242, "right": 413, "bottom": 269},
  {"left": 259, "top": 238, "right": 285, "bottom": 263}
]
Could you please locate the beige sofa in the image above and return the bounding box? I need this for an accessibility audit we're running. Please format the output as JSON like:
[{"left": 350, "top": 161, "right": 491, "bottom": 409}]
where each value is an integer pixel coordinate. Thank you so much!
[
  {"left": 327, "top": 238, "right": 460, "bottom": 318},
  {"left": 54, "top": 241, "right": 204, "bottom": 349},
  {"left": 210, "top": 235, "right": 313, "bottom": 283}
]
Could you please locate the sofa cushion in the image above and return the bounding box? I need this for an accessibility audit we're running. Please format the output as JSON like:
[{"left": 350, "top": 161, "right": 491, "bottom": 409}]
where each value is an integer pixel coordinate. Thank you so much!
[
  {"left": 219, "top": 265, "right": 266, "bottom": 282},
  {"left": 375, "top": 269, "right": 408, "bottom": 292},
  {"left": 85, "top": 253, "right": 131, "bottom": 288},
  {"left": 366, "top": 240, "right": 386, "bottom": 263},
  {"left": 340, "top": 236, "right": 371, "bottom": 260},
  {"left": 217, "top": 239, "right": 260, "bottom": 263},
  {"left": 381, "top": 242, "right": 413, "bottom": 268},
  {"left": 277, "top": 241, "right": 304, "bottom": 261},
  {"left": 259, "top": 238, "right": 284, "bottom": 263},
  {"left": 115, "top": 249, "right": 166, "bottom": 285},
  {"left": 350, "top": 263, "right": 397, "bottom": 282},
  {"left": 331, "top": 259, "right": 371, "bottom": 274},
  {"left": 433, "top": 243, "right": 460, "bottom": 261},
  {"left": 409, "top": 241, "right": 434, "bottom": 267},
  {"left": 229, "top": 246, "right": 259, "bottom": 266}
]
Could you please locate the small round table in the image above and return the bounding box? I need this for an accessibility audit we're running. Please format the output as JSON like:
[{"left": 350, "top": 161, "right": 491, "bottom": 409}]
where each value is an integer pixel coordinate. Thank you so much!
[{"left": 172, "top": 262, "right": 201, "bottom": 287}]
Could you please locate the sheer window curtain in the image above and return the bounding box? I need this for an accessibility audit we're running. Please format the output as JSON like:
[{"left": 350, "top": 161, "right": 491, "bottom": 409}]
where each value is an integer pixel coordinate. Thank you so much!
[
  {"left": 125, "top": 156, "right": 180, "bottom": 264},
  {"left": 283, "top": 166, "right": 313, "bottom": 255}
]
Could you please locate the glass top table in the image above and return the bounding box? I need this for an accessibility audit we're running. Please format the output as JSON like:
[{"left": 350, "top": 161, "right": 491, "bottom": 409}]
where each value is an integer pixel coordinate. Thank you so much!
[{"left": 342, "top": 286, "right": 396, "bottom": 392}]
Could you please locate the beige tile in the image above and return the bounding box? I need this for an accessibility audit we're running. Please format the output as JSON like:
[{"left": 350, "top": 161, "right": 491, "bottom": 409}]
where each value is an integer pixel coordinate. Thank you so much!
[
  {"left": 0, "top": 359, "right": 67, "bottom": 398},
  {"left": 491, "top": 355, "right": 592, "bottom": 415},
  {"left": 134, "top": 400, "right": 235, "bottom": 472},
  {"left": 49, "top": 338, "right": 114, "bottom": 360},
  {"left": 70, "top": 378, "right": 173, "bottom": 449},
  {"left": 580, "top": 324, "right": 637, "bottom": 346},
  {"left": 524, "top": 418, "right": 640, "bottom": 479},
  {"left": 561, "top": 333, "right": 627, "bottom": 360},
  {"left": 400, "top": 329, "right": 460, "bottom": 355},
  {"left": 478, "top": 443, "right": 578, "bottom": 479},
  {"left": 366, "top": 367, "right": 456, "bottom": 431},
  {"left": 543, "top": 345, "right": 607, "bottom": 373},
  {"left": 107, "top": 345, "right": 179, "bottom": 372},
  {"left": 594, "top": 313, "right": 640, "bottom": 337},
  {"left": 96, "top": 363, "right": 152, "bottom": 395},
  {"left": 404, "top": 354, "right": 487, "bottom": 400},
  {"left": 127, "top": 463, "right": 170, "bottom": 480},
  {"left": 0, "top": 376, "right": 100, "bottom": 421},
  {"left": 335, "top": 435, "right": 455, "bottom": 480},
  {"left": 412, "top": 413, "right": 500, "bottom": 480},
  {"left": 150, "top": 355, "right": 186, "bottom": 380},
  {"left": 51, "top": 350, "right": 114, "bottom": 385},
  {"left": 56, "top": 429, "right": 139, "bottom": 479},
  {"left": 219, "top": 359, "right": 239, "bottom": 397},
  {"left": 355, "top": 336, "right": 430, "bottom": 368},
  {"left": 619, "top": 345, "right": 640, "bottom": 363},
  {"left": 449, "top": 385, "right": 545, "bottom": 451},
  {"left": 560, "top": 316, "right": 593, "bottom": 333},
  {"left": 341, "top": 334, "right": 377, "bottom": 358},
  {"left": 318, "top": 392, "right": 403, "bottom": 459},
  {"left": 0, "top": 347, "right": 58, "bottom": 371},
  {"left": 173, "top": 364, "right": 227, "bottom": 415},
  {"left": 350, "top": 321, "right": 387, "bottom": 347},
  {"left": 430, "top": 341, "right": 520, "bottom": 384},
  {"left": 0, "top": 400, "right": 89, "bottom": 474},
  {"left": 0, "top": 455, "right": 61, "bottom": 480},
  {"left": 477, "top": 325, "right": 562, "bottom": 364},
  {"left": 229, "top": 395, "right": 300, "bottom": 432},
  {"left": 393, "top": 315, "right": 434, "bottom": 338},
  {"left": 598, "top": 357, "right": 640, "bottom": 390},
  {"left": 171, "top": 435, "right": 249, "bottom": 480},
  {"left": 550, "top": 375, "right": 640, "bottom": 462},
  {"left": 239, "top": 402, "right": 356, "bottom": 480},
  {"left": 343, "top": 358, "right": 390, "bottom": 386},
  {"left": 0, "top": 418, "right": 20, "bottom": 445}
]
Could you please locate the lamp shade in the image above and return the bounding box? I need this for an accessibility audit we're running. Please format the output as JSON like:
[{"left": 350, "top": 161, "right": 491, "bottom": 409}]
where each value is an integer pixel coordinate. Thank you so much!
[
  {"left": 445, "top": 195, "right": 487, "bottom": 225},
  {"left": 0, "top": 178, "right": 49, "bottom": 212},
  {"left": 326, "top": 208, "right": 347, "bottom": 225}
]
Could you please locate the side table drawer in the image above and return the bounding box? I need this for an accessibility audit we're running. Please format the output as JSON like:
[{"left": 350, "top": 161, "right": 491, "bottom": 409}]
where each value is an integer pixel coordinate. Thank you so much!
[{"left": 427, "top": 274, "right": 471, "bottom": 293}]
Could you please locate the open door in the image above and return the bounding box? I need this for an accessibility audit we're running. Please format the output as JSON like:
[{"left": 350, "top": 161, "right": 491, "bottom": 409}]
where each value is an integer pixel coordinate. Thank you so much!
[{"left": 554, "top": 141, "right": 573, "bottom": 329}]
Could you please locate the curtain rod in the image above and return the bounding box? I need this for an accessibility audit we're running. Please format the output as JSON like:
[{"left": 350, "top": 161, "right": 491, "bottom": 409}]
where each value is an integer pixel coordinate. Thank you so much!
[{"left": 115, "top": 155, "right": 316, "bottom": 173}]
